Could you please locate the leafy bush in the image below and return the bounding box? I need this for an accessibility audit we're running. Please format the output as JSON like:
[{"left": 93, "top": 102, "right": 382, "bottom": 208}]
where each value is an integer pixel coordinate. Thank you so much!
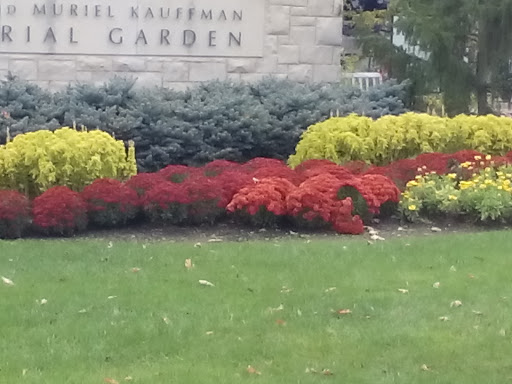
[
  {"left": 81, "top": 179, "right": 139, "bottom": 227},
  {"left": 289, "top": 113, "right": 512, "bottom": 167},
  {"left": 0, "top": 190, "right": 30, "bottom": 238},
  {"left": 32, "top": 186, "right": 87, "bottom": 236},
  {"left": 142, "top": 182, "right": 190, "bottom": 224},
  {"left": 0, "top": 128, "right": 137, "bottom": 196},
  {"left": 0, "top": 76, "right": 408, "bottom": 172},
  {"left": 400, "top": 156, "right": 512, "bottom": 223}
]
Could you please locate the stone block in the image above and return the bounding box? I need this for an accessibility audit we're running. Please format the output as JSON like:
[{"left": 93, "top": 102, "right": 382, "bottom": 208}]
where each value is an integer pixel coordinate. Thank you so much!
[
  {"left": 254, "top": 57, "right": 278, "bottom": 73},
  {"left": 316, "top": 18, "right": 343, "bottom": 46},
  {"left": 264, "top": 35, "right": 279, "bottom": 55},
  {"left": 240, "top": 73, "right": 267, "bottom": 82},
  {"left": 9, "top": 59, "right": 38, "bottom": 80},
  {"left": 291, "top": 16, "right": 316, "bottom": 26},
  {"left": 145, "top": 58, "right": 164, "bottom": 72},
  {"left": 0, "top": 58, "right": 9, "bottom": 70},
  {"left": 76, "top": 71, "right": 94, "bottom": 82},
  {"left": 278, "top": 45, "right": 300, "bottom": 64},
  {"left": 300, "top": 46, "right": 334, "bottom": 64},
  {"left": 313, "top": 64, "right": 341, "bottom": 82},
  {"left": 288, "top": 64, "right": 313, "bottom": 82},
  {"left": 268, "top": 6, "right": 290, "bottom": 35},
  {"left": 289, "top": 26, "right": 316, "bottom": 46},
  {"left": 163, "top": 62, "right": 189, "bottom": 81},
  {"left": 189, "top": 62, "right": 227, "bottom": 81},
  {"left": 270, "top": 0, "right": 307, "bottom": 5},
  {"left": 227, "top": 59, "right": 258, "bottom": 74},
  {"left": 291, "top": 6, "right": 309, "bottom": 16},
  {"left": 308, "top": 0, "right": 335, "bottom": 16},
  {"left": 112, "top": 57, "right": 147, "bottom": 72},
  {"left": 132, "top": 72, "right": 163, "bottom": 88},
  {"left": 76, "top": 56, "right": 111, "bottom": 71},
  {"left": 38, "top": 60, "right": 76, "bottom": 81}
]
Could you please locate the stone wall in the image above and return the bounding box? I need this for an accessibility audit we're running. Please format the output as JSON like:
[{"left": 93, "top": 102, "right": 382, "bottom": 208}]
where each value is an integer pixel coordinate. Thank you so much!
[{"left": 0, "top": 0, "right": 344, "bottom": 90}]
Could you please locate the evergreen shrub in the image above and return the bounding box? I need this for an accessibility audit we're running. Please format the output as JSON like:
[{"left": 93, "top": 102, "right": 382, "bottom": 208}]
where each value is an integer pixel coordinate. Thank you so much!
[{"left": 0, "top": 76, "right": 408, "bottom": 172}]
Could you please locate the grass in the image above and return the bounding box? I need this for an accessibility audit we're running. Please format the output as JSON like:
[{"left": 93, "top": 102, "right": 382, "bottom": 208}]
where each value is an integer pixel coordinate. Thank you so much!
[{"left": 1, "top": 232, "right": 512, "bottom": 383}]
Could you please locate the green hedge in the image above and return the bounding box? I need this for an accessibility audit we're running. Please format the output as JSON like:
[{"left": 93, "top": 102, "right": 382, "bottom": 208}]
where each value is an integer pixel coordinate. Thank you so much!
[{"left": 0, "top": 76, "right": 408, "bottom": 172}]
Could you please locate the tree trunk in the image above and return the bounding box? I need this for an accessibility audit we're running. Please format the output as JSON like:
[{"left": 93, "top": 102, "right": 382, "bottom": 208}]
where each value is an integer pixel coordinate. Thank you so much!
[{"left": 476, "top": 16, "right": 494, "bottom": 115}]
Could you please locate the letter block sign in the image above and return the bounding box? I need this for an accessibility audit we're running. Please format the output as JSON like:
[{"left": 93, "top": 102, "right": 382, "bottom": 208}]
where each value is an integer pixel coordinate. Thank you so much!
[{"left": 0, "top": 0, "right": 265, "bottom": 57}]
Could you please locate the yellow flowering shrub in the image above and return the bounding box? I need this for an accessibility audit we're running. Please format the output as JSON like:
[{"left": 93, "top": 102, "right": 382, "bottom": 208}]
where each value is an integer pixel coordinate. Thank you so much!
[
  {"left": 400, "top": 157, "right": 512, "bottom": 223},
  {"left": 0, "top": 128, "right": 137, "bottom": 196},
  {"left": 289, "top": 113, "right": 512, "bottom": 167}
]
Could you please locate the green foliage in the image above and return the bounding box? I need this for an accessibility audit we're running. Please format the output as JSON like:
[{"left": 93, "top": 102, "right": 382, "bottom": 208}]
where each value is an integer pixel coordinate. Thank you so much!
[
  {"left": 289, "top": 113, "right": 512, "bottom": 167},
  {"left": 0, "top": 76, "right": 409, "bottom": 172},
  {"left": 0, "top": 127, "right": 137, "bottom": 196}
]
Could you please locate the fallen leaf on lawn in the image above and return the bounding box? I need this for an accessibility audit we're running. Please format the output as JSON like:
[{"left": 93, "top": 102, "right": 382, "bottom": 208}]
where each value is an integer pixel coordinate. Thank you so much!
[
  {"left": 472, "top": 310, "right": 483, "bottom": 316},
  {"left": 39, "top": 298, "right": 48, "bottom": 305},
  {"left": 199, "top": 279, "right": 215, "bottom": 287},
  {"left": 322, "top": 369, "right": 334, "bottom": 376},
  {"left": 398, "top": 289, "right": 409, "bottom": 294},
  {"left": 420, "top": 364, "right": 431, "bottom": 371},
  {"left": 305, "top": 367, "right": 318, "bottom": 374},
  {"left": 124, "top": 377, "right": 133, "bottom": 382},
  {"left": 297, "top": 309, "right": 302, "bottom": 316},
  {"left": 1, "top": 276, "right": 14, "bottom": 286},
  {"left": 450, "top": 300, "right": 463, "bottom": 308},
  {"left": 281, "top": 286, "right": 293, "bottom": 293},
  {"left": 104, "top": 378, "right": 119, "bottom": 384},
  {"left": 108, "top": 296, "right": 117, "bottom": 300},
  {"left": 208, "top": 238, "right": 223, "bottom": 243},
  {"left": 325, "top": 287, "right": 337, "bottom": 293},
  {"left": 450, "top": 265, "right": 457, "bottom": 272},
  {"left": 206, "top": 331, "right": 214, "bottom": 336},
  {"left": 162, "top": 317, "right": 170, "bottom": 324},
  {"left": 370, "top": 234, "right": 385, "bottom": 241},
  {"left": 131, "top": 267, "right": 141, "bottom": 273},
  {"left": 247, "top": 365, "right": 261, "bottom": 375},
  {"left": 275, "top": 319, "right": 287, "bottom": 326},
  {"left": 336, "top": 309, "right": 352, "bottom": 315},
  {"left": 22, "top": 369, "right": 28, "bottom": 376},
  {"left": 194, "top": 242, "right": 202, "bottom": 248},
  {"left": 367, "top": 240, "right": 375, "bottom": 245},
  {"left": 500, "top": 328, "right": 507, "bottom": 336},
  {"left": 107, "top": 242, "right": 114, "bottom": 249},
  {"left": 439, "top": 316, "right": 449, "bottom": 321},
  {"left": 433, "top": 282, "right": 441, "bottom": 288},
  {"left": 78, "top": 309, "right": 88, "bottom": 314},
  {"left": 142, "top": 244, "right": 147, "bottom": 249},
  {"left": 468, "top": 273, "right": 476, "bottom": 279},
  {"left": 185, "top": 259, "right": 194, "bottom": 269},
  {"left": 268, "top": 304, "right": 284, "bottom": 313}
]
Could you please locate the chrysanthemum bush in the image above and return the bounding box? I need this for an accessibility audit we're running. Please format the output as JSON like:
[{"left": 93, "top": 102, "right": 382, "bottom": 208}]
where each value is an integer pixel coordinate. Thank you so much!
[
  {"left": 32, "top": 186, "right": 87, "bottom": 236},
  {"left": 400, "top": 155, "right": 512, "bottom": 224},
  {"left": 0, "top": 190, "right": 30, "bottom": 238},
  {"left": 81, "top": 178, "right": 139, "bottom": 227}
]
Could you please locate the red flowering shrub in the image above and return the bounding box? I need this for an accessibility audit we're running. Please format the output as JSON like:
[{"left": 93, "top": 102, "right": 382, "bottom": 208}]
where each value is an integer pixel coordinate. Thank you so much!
[
  {"left": 125, "top": 173, "right": 165, "bottom": 197},
  {"left": 32, "top": 186, "right": 87, "bottom": 236},
  {"left": 203, "top": 160, "right": 241, "bottom": 176},
  {"left": 158, "top": 165, "right": 197, "bottom": 183},
  {"left": 242, "top": 158, "right": 287, "bottom": 172},
  {"left": 286, "top": 174, "right": 365, "bottom": 234},
  {"left": 0, "top": 190, "right": 31, "bottom": 239},
  {"left": 211, "top": 170, "right": 253, "bottom": 208},
  {"left": 251, "top": 166, "right": 302, "bottom": 185},
  {"left": 81, "top": 178, "right": 139, "bottom": 227},
  {"left": 227, "top": 177, "right": 296, "bottom": 227},
  {"left": 142, "top": 182, "right": 190, "bottom": 224},
  {"left": 294, "top": 159, "right": 339, "bottom": 173},
  {"left": 360, "top": 174, "right": 400, "bottom": 206},
  {"left": 182, "top": 176, "right": 226, "bottom": 224}
]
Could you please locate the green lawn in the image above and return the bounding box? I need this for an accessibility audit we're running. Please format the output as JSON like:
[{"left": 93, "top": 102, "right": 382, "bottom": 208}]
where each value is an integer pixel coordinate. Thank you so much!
[{"left": 1, "top": 232, "right": 512, "bottom": 383}]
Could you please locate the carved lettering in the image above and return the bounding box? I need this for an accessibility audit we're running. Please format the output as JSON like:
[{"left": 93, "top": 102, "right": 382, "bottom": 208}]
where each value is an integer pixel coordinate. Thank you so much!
[
  {"left": 131, "top": 6, "right": 139, "bottom": 18},
  {"left": 2, "top": 26, "right": 12, "bottom": 42},
  {"left": 229, "top": 32, "right": 241, "bottom": 47},
  {"left": 135, "top": 29, "right": 148, "bottom": 45},
  {"left": 26, "top": 26, "right": 31, "bottom": 42},
  {"left": 109, "top": 28, "right": 123, "bottom": 44},
  {"left": 145, "top": 7, "right": 154, "bottom": 19},
  {"left": 95, "top": 5, "right": 101, "bottom": 17},
  {"left": 70, "top": 4, "right": 78, "bottom": 16},
  {"left": 183, "top": 30, "right": 196, "bottom": 46},
  {"left": 233, "top": 10, "right": 242, "bottom": 21},
  {"left": 53, "top": 4, "right": 63, "bottom": 16},
  {"left": 33, "top": 4, "right": 46, "bottom": 15},
  {"left": 201, "top": 9, "right": 212, "bottom": 20},
  {"left": 160, "top": 8, "right": 170, "bottom": 19},
  {"left": 108, "top": 6, "right": 114, "bottom": 17},
  {"left": 188, "top": 8, "right": 195, "bottom": 20},
  {"left": 70, "top": 27, "right": 78, "bottom": 43},
  {"left": 176, "top": 8, "right": 183, "bottom": 19},
  {"left": 44, "top": 27, "right": 57, "bottom": 43},
  {"left": 218, "top": 10, "right": 227, "bottom": 21},
  {"left": 7, "top": 5, "right": 16, "bottom": 15},
  {"left": 208, "top": 31, "right": 216, "bottom": 47},
  {"left": 160, "top": 29, "right": 170, "bottom": 45}
]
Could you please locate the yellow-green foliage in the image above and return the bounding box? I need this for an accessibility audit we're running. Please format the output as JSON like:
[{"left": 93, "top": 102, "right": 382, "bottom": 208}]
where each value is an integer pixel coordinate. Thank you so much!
[
  {"left": 288, "top": 113, "right": 512, "bottom": 167},
  {"left": 0, "top": 128, "right": 137, "bottom": 196}
]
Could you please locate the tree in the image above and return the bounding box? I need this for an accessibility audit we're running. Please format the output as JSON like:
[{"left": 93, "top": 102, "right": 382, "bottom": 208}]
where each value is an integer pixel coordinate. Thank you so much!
[{"left": 350, "top": 0, "right": 512, "bottom": 115}]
